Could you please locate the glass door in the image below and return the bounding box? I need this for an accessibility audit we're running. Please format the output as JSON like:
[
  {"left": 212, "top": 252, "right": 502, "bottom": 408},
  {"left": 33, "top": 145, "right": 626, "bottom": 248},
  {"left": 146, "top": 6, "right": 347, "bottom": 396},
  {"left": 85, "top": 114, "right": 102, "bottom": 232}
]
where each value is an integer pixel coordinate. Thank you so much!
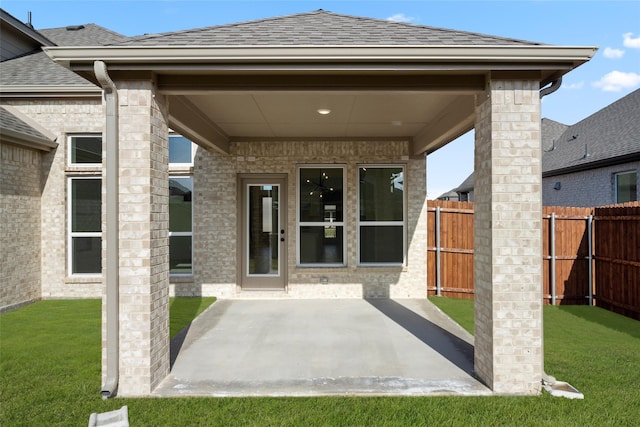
[{"left": 240, "top": 176, "right": 287, "bottom": 290}]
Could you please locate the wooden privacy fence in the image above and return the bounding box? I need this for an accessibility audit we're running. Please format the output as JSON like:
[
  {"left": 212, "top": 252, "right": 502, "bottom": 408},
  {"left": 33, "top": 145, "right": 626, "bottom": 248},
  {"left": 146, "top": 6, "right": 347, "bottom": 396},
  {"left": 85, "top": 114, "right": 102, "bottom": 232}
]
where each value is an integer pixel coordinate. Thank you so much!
[
  {"left": 593, "top": 203, "right": 640, "bottom": 320},
  {"left": 426, "top": 200, "right": 640, "bottom": 320}
]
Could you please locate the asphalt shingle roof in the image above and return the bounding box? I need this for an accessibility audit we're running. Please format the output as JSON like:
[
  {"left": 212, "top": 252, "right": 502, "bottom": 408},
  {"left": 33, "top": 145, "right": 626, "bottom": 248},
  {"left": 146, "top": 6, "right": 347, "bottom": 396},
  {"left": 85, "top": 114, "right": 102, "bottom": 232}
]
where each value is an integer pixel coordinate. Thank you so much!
[
  {"left": 117, "top": 10, "right": 544, "bottom": 47},
  {"left": 0, "top": 23, "right": 129, "bottom": 88},
  {"left": 0, "top": 106, "right": 54, "bottom": 143},
  {"left": 448, "top": 89, "right": 640, "bottom": 193},
  {"left": 39, "top": 23, "right": 128, "bottom": 46},
  {"left": 0, "top": 51, "right": 93, "bottom": 86},
  {"left": 543, "top": 88, "right": 640, "bottom": 174}
]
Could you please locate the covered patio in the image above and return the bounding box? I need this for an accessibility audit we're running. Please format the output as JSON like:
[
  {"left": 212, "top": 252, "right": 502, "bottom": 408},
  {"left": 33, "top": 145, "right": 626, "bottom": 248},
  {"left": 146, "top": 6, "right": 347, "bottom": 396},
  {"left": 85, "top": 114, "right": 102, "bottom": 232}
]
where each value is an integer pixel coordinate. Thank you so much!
[
  {"left": 45, "top": 10, "right": 596, "bottom": 397},
  {"left": 154, "top": 298, "right": 490, "bottom": 397}
]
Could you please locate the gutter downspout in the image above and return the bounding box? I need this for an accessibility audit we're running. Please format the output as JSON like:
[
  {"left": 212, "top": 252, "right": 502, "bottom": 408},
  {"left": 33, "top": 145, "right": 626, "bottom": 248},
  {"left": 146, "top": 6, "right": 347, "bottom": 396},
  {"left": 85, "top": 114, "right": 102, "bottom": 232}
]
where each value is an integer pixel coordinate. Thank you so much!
[
  {"left": 540, "top": 77, "right": 562, "bottom": 99},
  {"left": 94, "top": 60, "right": 119, "bottom": 399},
  {"left": 537, "top": 75, "right": 582, "bottom": 398}
]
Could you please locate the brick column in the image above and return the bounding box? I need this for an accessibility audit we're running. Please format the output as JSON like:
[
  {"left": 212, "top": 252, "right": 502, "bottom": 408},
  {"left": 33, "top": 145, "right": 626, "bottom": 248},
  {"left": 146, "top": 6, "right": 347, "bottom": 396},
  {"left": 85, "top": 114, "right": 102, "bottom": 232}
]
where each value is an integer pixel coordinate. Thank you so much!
[
  {"left": 473, "top": 79, "right": 543, "bottom": 394},
  {"left": 108, "top": 81, "right": 170, "bottom": 396}
]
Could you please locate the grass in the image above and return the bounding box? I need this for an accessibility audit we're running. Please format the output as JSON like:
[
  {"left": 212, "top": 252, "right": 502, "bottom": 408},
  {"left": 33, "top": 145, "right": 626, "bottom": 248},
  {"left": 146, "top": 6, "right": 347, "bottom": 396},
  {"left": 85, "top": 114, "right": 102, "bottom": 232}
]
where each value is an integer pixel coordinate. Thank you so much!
[{"left": 1, "top": 297, "right": 639, "bottom": 426}]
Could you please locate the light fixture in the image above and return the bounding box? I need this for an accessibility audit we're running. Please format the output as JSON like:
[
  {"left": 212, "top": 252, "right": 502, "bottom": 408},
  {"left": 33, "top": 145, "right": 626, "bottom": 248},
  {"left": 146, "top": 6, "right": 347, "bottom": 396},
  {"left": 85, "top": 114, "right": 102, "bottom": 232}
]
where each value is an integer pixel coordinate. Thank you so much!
[{"left": 317, "top": 108, "right": 331, "bottom": 115}]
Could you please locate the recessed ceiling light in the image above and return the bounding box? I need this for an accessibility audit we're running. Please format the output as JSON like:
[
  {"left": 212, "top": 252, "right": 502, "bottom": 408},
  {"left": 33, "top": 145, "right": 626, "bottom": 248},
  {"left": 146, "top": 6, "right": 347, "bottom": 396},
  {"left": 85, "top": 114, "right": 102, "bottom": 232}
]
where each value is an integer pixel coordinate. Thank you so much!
[{"left": 317, "top": 108, "right": 331, "bottom": 115}]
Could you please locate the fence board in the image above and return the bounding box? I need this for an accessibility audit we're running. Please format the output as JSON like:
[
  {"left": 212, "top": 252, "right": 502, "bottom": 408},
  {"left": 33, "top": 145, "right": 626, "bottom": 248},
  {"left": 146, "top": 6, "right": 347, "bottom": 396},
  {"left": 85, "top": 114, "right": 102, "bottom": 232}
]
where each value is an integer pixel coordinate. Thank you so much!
[
  {"left": 427, "top": 200, "right": 640, "bottom": 320},
  {"left": 593, "top": 203, "right": 640, "bottom": 320}
]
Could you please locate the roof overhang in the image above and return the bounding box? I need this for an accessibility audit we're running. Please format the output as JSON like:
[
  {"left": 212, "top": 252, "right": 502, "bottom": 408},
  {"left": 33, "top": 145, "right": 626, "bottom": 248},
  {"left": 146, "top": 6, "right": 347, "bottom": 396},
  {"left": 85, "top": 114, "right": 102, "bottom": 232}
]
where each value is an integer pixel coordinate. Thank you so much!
[
  {"left": 0, "top": 105, "right": 58, "bottom": 152},
  {"left": 44, "top": 44, "right": 597, "bottom": 155}
]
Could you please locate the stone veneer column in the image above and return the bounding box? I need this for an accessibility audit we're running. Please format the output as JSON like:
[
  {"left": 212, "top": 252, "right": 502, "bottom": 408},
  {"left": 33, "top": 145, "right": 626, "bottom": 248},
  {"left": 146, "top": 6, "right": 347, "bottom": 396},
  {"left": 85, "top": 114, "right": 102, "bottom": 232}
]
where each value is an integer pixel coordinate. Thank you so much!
[
  {"left": 109, "top": 81, "right": 170, "bottom": 396},
  {"left": 473, "top": 79, "right": 543, "bottom": 394}
]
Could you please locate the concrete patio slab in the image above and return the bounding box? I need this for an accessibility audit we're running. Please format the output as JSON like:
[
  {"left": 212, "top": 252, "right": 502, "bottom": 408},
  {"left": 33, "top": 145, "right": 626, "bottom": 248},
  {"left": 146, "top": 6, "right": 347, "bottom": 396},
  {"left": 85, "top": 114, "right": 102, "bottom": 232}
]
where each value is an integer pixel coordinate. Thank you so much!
[{"left": 153, "top": 298, "right": 492, "bottom": 397}]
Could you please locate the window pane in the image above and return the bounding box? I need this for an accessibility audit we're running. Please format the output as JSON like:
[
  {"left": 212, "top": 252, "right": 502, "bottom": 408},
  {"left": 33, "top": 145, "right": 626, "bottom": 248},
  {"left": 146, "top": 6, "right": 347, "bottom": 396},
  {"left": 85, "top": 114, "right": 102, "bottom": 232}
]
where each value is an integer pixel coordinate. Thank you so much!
[
  {"left": 169, "top": 135, "right": 192, "bottom": 164},
  {"left": 248, "top": 185, "right": 279, "bottom": 275},
  {"left": 72, "top": 237, "right": 101, "bottom": 274},
  {"left": 170, "top": 235, "right": 192, "bottom": 274},
  {"left": 169, "top": 177, "right": 193, "bottom": 232},
  {"left": 300, "top": 226, "right": 344, "bottom": 264},
  {"left": 71, "top": 136, "right": 101, "bottom": 164},
  {"left": 616, "top": 172, "right": 637, "bottom": 203},
  {"left": 72, "top": 179, "right": 101, "bottom": 232},
  {"left": 300, "top": 168, "right": 343, "bottom": 222},
  {"left": 360, "top": 226, "right": 403, "bottom": 263},
  {"left": 359, "top": 167, "right": 403, "bottom": 221}
]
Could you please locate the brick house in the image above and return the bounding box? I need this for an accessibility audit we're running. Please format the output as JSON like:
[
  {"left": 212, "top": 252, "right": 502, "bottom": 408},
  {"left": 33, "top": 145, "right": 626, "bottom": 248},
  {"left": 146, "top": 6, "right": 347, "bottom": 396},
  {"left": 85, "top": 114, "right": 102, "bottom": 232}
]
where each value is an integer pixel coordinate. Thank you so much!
[
  {"left": 449, "top": 89, "right": 640, "bottom": 205},
  {"left": 1, "top": 9, "right": 596, "bottom": 396}
]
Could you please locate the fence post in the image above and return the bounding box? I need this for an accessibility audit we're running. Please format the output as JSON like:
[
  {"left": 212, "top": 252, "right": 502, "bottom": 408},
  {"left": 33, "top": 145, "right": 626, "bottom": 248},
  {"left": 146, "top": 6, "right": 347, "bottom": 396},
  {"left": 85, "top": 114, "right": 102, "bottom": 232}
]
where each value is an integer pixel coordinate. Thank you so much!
[
  {"left": 550, "top": 212, "right": 556, "bottom": 306},
  {"left": 435, "top": 206, "right": 441, "bottom": 296},
  {"left": 588, "top": 214, "right": 593, "bottom": 306}
]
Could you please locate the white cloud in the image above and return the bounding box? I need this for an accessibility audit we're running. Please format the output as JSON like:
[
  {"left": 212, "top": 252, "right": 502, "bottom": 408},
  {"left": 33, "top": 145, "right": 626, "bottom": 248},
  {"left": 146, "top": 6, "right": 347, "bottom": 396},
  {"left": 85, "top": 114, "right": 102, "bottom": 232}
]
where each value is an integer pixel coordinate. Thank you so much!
[
  {"left": 603, "top": 47, "right": 625, "bottom": 59},
  {"left": 387, "top": 13, "right": 415, "bottom": 23},
  {"left": 593, "top": 71, "right": 640, "bottom": 92},
  {"left": 562, "top": 81, "right": 584, "bottom": 90},
  {"left": 623, "top": 32, "right": 640, "bottom": 48}
]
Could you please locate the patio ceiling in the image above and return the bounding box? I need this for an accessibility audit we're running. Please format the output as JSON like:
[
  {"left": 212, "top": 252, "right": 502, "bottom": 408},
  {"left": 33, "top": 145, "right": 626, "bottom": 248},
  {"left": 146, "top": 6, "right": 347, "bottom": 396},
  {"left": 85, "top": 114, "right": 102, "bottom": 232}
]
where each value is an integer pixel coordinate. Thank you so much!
[
  {"left": 44, "top": 44, "right": 597, "bottom": 156},
  {"left": 160, "top": 75, "right": 480, "bottom": 156}
]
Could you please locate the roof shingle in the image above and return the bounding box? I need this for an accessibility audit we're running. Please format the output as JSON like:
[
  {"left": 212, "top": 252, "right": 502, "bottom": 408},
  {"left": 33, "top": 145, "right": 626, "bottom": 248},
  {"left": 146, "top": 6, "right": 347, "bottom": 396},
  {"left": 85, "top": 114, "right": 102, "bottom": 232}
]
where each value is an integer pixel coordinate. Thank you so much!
[
  {"left": 117, "top": 10, "right": 544, "bottom": 47},
  {"left": 543, "top": 89, "right": 640, "bottom": 174}
]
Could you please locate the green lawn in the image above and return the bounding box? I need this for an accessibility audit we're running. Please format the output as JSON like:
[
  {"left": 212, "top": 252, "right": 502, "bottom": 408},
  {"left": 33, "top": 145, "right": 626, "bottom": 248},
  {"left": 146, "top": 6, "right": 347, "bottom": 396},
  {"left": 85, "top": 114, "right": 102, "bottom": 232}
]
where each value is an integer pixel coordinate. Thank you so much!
[{"left": 1, "top": 297, "right": 639, "bottom": 426}]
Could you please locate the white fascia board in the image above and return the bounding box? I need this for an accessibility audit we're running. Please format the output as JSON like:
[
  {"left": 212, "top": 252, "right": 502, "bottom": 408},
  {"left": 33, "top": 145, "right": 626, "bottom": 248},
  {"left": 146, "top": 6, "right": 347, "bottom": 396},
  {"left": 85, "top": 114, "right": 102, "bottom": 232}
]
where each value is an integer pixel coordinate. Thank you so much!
[{"left": 43, "top": 45, "right": 598, "bottom": 67}]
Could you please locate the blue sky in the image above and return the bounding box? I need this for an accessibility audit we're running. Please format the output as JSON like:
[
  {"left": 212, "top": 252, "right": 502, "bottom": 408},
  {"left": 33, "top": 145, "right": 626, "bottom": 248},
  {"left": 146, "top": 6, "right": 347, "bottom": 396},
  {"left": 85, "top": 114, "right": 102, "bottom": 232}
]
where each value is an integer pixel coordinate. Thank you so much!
[{"left": 3, "top": 0, "right": 639, "bottom": 198}]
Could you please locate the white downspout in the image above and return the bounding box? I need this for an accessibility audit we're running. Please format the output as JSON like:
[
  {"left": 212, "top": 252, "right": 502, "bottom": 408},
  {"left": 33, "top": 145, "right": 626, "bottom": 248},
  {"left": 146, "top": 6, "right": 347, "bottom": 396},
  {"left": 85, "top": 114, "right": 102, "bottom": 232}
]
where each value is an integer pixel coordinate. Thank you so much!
[{"left": 94, "top": 60, "right": 119, "bottom": 399}]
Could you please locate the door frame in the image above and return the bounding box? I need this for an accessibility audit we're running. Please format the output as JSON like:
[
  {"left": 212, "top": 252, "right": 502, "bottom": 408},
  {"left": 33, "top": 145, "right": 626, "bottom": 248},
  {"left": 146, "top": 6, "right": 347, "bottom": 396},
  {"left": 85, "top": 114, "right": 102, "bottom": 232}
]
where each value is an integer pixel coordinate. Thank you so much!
[{"left": 237, "top": 174, "right": 288, "bottom": 291}]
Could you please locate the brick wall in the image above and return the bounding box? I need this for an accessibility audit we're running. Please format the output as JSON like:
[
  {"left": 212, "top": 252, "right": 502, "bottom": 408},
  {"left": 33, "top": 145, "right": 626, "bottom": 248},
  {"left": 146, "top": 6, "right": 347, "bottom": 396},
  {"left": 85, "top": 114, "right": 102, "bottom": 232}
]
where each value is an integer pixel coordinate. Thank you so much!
[
  {"left": 189, "top": 139, "right": 427, "bottom": 299},
  {"left": 0, "top": 143, "right": 42, "bottom": 311},
  {"left": 2, "top": 99, "right": 104, "bottom": 298},
  {"left": 543, "top": 161, "right": 640, "bottom": 206},
  {"left": 474, "top": 80, "right": 543, "bottom": 395}
]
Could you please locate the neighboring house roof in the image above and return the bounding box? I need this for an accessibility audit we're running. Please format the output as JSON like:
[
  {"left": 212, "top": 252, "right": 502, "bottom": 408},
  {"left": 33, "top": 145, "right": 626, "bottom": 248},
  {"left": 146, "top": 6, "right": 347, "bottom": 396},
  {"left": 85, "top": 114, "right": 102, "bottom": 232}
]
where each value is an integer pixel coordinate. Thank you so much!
[
  {"left": 447, "top": 89, "right": 640, "bottom": 193},
  {"left": 455, "top": 172, "right": 475, "bottom": 194},
  {"left": 436, "top": 190, "right": 459, "bottom": 200},
  {"left": 0, "top": 21, "right": 129, "bottom": 92},
  {"left": 541, "top": 118, "right": 569, "bottom": 151},
  {"left": 0, "top": 105, "right": 57, "bottom": 151},
  {"left": 542, "top": 88, "right": 640, "bottom": 176},
  {"left": 116, "top": 9, "right": 544, "bottom": 47},
  {"left": 40, "top": 24, "right": 129, "bottom": 46}
]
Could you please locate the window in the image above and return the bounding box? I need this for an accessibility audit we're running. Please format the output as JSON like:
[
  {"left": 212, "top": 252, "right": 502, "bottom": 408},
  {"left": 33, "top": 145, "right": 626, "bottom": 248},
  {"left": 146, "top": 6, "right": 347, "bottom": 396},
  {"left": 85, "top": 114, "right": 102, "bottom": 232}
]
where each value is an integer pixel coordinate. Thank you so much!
[
  {"left": 67, "top": 134, "right": 102, "bottom": 276},
  {"left": 615, "top": 171, "right": 637, "bottom": 203},
  {"left": 169, "top": 134, "right": 193, "bottom": 165},
  {"left": 68, "top": 177, "right": 102, "bottom": 274},
  {"left": 358, "top": 166, "right": 405, "bottom": 265},
  {"left": 297, "top": 166, "right": 345, "bottom": 266},
  {"left": 69, "top": 135, "right": 102, "bottom": 166},
  {"left": 169, "top": 177, "right": 193, "bottom": 274}
]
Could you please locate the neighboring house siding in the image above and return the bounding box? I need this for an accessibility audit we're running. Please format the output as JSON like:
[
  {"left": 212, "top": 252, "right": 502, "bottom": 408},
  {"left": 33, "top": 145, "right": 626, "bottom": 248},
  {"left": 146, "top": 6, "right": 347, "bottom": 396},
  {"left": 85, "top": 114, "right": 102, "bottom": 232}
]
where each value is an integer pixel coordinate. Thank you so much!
[
  {"left": 187, "top": 139, "right": 427, "bottom": 299},
  {"left": 543, "top": 161, "right": 640, "bottom": 207},
  {"left": 0, "top": 143, "right": 42, "bottom": 311},
  {"left": 0, "top": 27, "right": 40, "bottom": 61},
  {"left": 3, "top": 99, "right": 104, "bottom": 298}
]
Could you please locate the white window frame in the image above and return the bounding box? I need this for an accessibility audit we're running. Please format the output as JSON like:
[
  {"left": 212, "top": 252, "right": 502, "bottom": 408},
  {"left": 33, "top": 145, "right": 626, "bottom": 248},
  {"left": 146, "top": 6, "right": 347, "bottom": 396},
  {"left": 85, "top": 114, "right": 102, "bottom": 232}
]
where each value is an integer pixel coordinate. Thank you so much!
[
  {"left": 357, "top": 164, "right": 407, "bottom": 267},
  {"left": 296, "top": 164, "right": 347, "bottom": 267},
  {"left": 67, "top": 176, "right": 102, "bottom": 276},
  {"left": 67, "top": 134, "right": 102, "bottom": 168},
  {"left": 614, "top": 170, "right": 638, "bottom": 203},
  {"left": 169, "top": 175, "right": 194, "bottom": 276}
]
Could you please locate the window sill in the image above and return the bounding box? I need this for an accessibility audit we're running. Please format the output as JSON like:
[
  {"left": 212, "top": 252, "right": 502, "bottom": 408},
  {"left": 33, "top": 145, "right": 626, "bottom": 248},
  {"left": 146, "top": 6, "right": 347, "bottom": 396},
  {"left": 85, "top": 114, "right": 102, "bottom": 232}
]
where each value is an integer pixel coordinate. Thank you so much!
[
  {"left": 170, "top": 274, "right": 194, "bottom": 283},
  {"left": 65, "top": 275, "right": 102, "bottom": 284}
]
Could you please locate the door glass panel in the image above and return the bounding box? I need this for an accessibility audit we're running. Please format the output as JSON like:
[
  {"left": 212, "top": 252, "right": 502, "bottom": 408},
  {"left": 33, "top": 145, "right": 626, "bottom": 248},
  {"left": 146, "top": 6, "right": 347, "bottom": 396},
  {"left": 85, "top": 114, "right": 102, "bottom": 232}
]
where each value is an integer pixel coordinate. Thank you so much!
[{"left": 248, "top": 185, "right": 279, "bottom": 276}]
